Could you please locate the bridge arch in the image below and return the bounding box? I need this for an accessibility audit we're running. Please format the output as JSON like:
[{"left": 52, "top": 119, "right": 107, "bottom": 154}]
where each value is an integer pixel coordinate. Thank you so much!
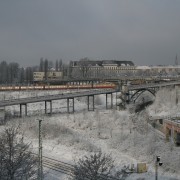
[{"left": 130, "top": 88, "right": 156, "bottom": 102}]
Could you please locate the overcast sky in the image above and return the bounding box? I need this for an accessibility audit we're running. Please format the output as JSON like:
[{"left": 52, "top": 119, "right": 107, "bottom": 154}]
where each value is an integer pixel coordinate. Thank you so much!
[{"left": 0, "top": 0, "right": 180, "bottom": 67}]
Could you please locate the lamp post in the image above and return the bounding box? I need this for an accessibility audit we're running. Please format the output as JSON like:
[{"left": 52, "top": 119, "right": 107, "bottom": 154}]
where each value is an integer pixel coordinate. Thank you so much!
[{"left": 155, "top": 156, "right": 163, "bottom": 180}]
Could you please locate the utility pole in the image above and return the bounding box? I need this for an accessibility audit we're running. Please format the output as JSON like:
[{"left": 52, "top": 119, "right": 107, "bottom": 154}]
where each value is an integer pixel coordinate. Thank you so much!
[{"left": 38, "top": 119, "right": 43, "bottom": 180}]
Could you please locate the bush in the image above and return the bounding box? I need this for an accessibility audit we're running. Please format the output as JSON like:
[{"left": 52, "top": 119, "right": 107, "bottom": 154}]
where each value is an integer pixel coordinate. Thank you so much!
[{"left": 73, "top": 151, "right": 114, "bottom": 180}]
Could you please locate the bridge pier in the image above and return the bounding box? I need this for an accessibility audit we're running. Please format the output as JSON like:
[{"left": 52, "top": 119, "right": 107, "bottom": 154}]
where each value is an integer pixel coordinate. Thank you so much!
[
  {"left": 87, "top": 95, "right": 95, "bottom": 111},
  {"left": 45, "top": 101, "right": 47, "bottom": 114},
  {"left": 67, "top": 98, "right": 74, "bottom": 113},
  {"left": 106, "top": 93, "right": 113, "bottom": 109},
  {"left": 45, "top": 100, "right": 52, "bottom": 115},
  {"left": 20, "top": 103, "right": 27, "bottom": 117}
]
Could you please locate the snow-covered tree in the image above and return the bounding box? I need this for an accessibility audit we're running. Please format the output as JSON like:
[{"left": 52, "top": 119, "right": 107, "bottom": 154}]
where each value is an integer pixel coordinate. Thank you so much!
[
  {"left": 73, "top": 151, "right": 114, "bottom": 180},
  {"left": 0, "top": 126, "right": 38, "bottom": 179}
]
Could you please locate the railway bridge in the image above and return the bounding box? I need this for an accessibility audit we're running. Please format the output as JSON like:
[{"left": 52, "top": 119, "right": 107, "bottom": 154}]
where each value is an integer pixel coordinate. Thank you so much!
[
  {"left": 0, "top": 89, "right": 118, "bottom": 117},
  {"left": 1, "top": 80, "right": 180, "bottom": 117},
  {"left": 124, "top": 81, "right": 180, "bottom": 103}
]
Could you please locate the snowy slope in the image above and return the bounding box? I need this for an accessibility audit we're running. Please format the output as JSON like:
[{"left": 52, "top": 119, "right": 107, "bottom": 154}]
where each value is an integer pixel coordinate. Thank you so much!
[{"left": 0, "top": 88, "right": 180, "bottom": 180}]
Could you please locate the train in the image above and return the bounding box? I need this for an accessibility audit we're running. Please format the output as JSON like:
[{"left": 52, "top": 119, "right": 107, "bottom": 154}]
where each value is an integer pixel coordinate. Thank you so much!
[{"left": 0, "top": 83, "right": 116, "bottom": 91}]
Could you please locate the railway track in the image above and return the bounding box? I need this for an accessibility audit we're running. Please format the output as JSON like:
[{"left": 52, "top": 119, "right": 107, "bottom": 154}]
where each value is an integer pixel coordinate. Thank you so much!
[
  {"left": 32, "top": 153, "right": 74, "bottom": 177},
  {"left": 42, "top": 155, "right": 75, "bottom": 177},
  {"left": 32, "top": 153, "right": 121, "bottom": 180}
]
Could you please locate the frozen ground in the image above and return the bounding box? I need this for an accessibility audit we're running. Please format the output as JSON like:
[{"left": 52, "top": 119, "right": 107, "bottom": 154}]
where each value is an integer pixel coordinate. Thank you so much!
[{"left": 0, "top": 88, "right": 180, "bottom": 180}]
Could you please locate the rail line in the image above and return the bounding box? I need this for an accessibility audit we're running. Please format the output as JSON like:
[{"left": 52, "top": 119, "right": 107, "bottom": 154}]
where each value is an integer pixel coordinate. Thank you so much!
[
  {"left": 33, "top": 153, "right": 121, "bottom": 180},
  {"left": 32, "top": 153, "right": 74, "bottom": 177},
  {"left": 42, "top": 156, "right": 74, "bottom": 177}
]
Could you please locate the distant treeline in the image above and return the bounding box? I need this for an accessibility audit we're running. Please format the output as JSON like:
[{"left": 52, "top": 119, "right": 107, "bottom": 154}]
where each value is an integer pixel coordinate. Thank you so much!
[{"left": 0, "top": 58, "right": 68, "bottom": 85}]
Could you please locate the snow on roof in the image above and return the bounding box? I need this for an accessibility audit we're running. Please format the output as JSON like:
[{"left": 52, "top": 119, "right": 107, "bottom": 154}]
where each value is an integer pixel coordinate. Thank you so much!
[
  {"left": 136, "top": 65, "right": 180, "bottom": 70},
  {"left": 136, "top": 66, "right": 151, "bottom": 70}
]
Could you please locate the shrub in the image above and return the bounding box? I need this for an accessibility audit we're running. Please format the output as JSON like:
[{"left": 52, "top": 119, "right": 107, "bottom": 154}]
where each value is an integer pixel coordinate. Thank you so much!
[{"left": 73, "top": 151, "right": 114, "bottom": 180}]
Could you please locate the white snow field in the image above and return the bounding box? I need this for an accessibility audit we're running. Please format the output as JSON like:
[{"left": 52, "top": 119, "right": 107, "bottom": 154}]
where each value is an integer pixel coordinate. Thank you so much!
[{"left": 0, "top": 88, "right": 180, "bottom": 180}]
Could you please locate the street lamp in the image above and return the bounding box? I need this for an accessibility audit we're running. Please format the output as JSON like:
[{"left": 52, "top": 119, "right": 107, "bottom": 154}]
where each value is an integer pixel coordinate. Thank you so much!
[{"left": 155, "top": 156, "right": 163, "bottom": 180}]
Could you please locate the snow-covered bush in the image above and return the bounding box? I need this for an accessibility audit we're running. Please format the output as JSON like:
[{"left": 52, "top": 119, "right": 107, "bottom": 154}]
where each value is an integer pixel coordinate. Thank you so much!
[{"left": 73, "top": 151, "right": 115, "bottom": 180}]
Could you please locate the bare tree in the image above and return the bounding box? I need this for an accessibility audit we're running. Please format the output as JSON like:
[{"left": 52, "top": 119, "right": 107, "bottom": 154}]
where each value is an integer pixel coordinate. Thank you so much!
[
  {"left": 73, "top": 151, "right": 114, "bottom": 180},
  {"left": 8, "top": 62, "right": 19, "bottom": 84},
  {"left": 0, "top": 126, "right": 38, "bottom": 180},
  {"left": 19, "top": 67, "right": 25, "bottom": 84},
  {"left": 59, "top": 59, "right": 62, "bottom": 71},
  {"left": 39, "top": 58, "right": 44, "bottom": 72},
  {"left": 79, "top": 57, "right": 91, "bottom": 78},
  {"left": 25, "top": 67, "right": 33, "bottom": 84},
  {"left": 0, "top": 61, "right": 8, "bottom": 84},
  {"left": 44, "top": 59, "right": 48, "bottom": 80},
  {"left": 48, "top": 60, "right": 54, "bottom": 69},
  {"left": 55, "top": 59, "right": 59, "bottom": 71}
]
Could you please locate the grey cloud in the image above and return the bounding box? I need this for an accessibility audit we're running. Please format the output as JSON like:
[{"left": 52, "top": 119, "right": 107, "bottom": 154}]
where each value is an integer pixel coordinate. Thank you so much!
[{"left": 0, "top": 0, "right": 180, "bottom": 66}]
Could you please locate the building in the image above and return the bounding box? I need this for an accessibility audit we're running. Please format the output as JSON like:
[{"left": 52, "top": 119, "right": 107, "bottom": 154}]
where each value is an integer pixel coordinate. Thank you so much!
[
  {"left": 71, "top": 60, "right": 134, "bottom": 67},
  {"left": 33, "top": 72, "right": 45, "bottom": 81},
  {"left": 33, "top": 71, "right": 63, "bottom": 82},
  {"left": 135, "top": 65, "right": 180, "bottom": 76},
  {"left": 70, "top": 60, "right": 135, "bottom": 78},
  {"left": 47, "top": 71, "right": 63, "bottom": 80},
  {"left": 164, "top": 119, "right": 180, "bottom": 145}
]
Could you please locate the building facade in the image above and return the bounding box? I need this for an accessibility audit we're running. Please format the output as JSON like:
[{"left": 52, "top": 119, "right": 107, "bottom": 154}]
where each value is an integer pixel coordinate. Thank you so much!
[
  {"left": 33, "top": 71, "right": 63, "bottom": 81},
  {"left": 70, "top": 60, "right": 136, "bottom": 78}
]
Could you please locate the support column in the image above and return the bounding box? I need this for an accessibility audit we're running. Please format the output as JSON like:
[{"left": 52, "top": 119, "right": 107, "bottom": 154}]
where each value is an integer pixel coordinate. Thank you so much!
[
  {"left": 67, "top": 98, "right": 75, "bottom": 113},
  {"left": 87, "top": 96, "right": 90, "bottom": 111},
  {"left": 20, "top": 104, "right": 22, "bottom": 117},
  {"left": 67, "top": 98, "right": 69, "bottom": 113},
  {"left": 45, "top": 100, "right": 52, "bottom": 115},
  {"left": 25, "top": 104, "right": 27, "bottom": 116},
  {"left": 111, "top": 93, "right": 113, "bottom": 109},
  {"left": 87, "top": 95, "right": 95, "bottom": 111},
  {"left": 20, "top": 103, "right": 27, "bottom": 117},
  {"left": 106, "top": 93, "right": 108, "bottom": 109},
  {"left": 72, "top": 98, "right": 74, "bottom": 113},
  {"left": 50, "top": 100, "right": 52, "bottom": 115},
  {"left": 45, "top": 101, "right": 47, "bottom": 114}
]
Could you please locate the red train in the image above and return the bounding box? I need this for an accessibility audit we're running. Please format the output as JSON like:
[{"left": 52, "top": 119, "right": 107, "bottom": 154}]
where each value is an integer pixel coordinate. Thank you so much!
[{"left": 0, "top": 83, "right": 116, "bottom": 91}]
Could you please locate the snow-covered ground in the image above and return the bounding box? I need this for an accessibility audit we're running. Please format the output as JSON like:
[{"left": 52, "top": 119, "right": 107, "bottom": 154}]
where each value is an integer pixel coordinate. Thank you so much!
[{"left": 0, "top": 88, "right": 180, "bottom": 180}]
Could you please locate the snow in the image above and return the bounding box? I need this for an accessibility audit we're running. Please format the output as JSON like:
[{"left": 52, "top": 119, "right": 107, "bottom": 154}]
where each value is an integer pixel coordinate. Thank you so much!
[
  {"left": 0, "top": 88, "right": 180, "bottom": 180},
  {"left": 136, "top": 66, "right": 151, "bottom": 70}
]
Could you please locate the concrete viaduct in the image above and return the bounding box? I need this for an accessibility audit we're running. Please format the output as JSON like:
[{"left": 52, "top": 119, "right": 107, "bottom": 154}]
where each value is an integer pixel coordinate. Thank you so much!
[
  {"left": 0, "top": 89, "right": 117, "bottom": 117},
  {"left": 1, "top": 81, "right": 180, "bottom": 117}
]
